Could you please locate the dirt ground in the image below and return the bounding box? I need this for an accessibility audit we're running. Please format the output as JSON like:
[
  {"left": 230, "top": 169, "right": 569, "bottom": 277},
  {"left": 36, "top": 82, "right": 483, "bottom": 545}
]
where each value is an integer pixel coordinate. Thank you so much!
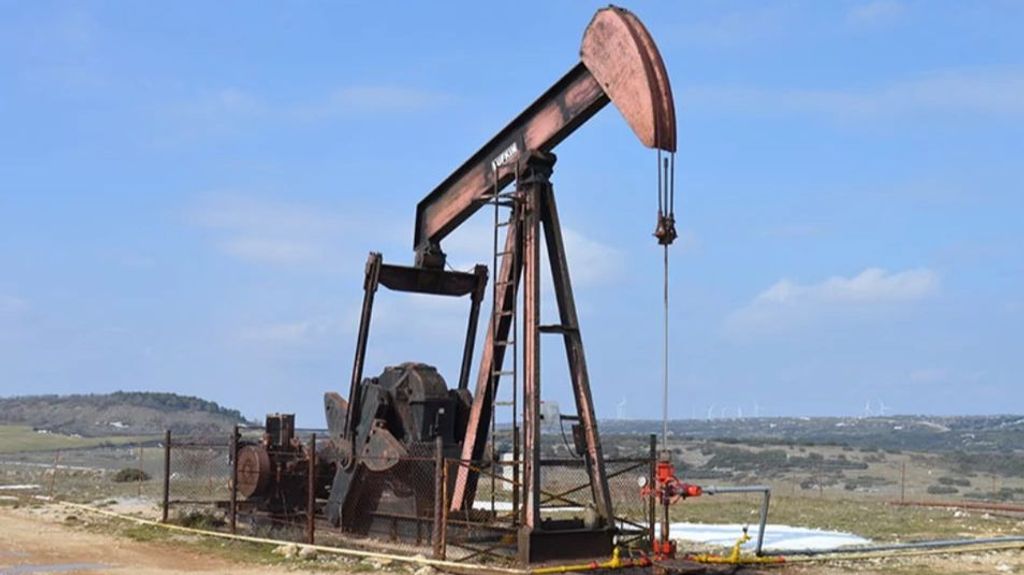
[
  {"left": 0, "top": 506, "right": 300, "bottom": 575},
  {"left": 2, "top": 502, "right": 1023, "bottom": 575}
]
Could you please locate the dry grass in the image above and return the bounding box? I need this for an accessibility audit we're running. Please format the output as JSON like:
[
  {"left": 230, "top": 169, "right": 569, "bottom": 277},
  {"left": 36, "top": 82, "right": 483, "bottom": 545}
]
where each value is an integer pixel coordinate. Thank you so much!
[{"left": 0, "top": 425, "right": 159, "bottom": 454}]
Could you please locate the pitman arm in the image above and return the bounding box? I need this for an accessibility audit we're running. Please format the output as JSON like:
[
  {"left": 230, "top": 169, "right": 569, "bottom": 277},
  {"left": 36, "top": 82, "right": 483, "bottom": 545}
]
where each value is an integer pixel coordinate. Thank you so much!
[{"left": 412, "top": 6, "right": 677, "bottom": 267}]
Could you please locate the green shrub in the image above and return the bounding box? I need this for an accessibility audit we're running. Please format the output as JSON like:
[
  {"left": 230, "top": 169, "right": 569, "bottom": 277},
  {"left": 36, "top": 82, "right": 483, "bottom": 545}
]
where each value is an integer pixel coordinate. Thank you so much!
[
  {"left": 926, "top": 484, "right": 958, "bottom": 495},
  {"left": 112, "top": 467, "right": 150, "bottom": 482}
]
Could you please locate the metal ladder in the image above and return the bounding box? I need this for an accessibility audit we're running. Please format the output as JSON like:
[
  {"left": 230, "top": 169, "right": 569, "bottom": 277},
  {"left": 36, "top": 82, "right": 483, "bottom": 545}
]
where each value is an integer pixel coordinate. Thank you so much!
[{"left": 487, "top": 166, "right": 520, "bottom": 517}]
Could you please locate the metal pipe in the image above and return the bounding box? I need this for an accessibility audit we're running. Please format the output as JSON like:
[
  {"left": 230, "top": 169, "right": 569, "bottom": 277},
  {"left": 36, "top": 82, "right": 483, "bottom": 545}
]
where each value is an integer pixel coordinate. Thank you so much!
[
  {"left": 756, "top": 489, "right": 770, "bottom": 556},
  {"left": 701, "top": 485, "right": 772, "bottom": 556},
  {"left": 701, "top": 485, "right": 771, "bottom": 494},
  {"left": 891, "top": 499, "right": 1024, "bottom": 514},
  {"left": 766, "top": 535, "right": 1024, "bottom": 557}
]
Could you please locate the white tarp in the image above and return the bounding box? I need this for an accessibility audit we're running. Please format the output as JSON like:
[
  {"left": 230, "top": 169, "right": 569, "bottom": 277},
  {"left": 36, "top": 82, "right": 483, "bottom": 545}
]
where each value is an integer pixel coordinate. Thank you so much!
[{"left": 665, "top": 522, "right": 870, "bottom": 552}]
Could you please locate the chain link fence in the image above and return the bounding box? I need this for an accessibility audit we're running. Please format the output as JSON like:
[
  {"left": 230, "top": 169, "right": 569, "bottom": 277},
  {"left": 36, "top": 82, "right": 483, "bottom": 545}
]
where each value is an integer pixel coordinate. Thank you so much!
[
  {"left": 436, "top": 455, "right": 653, "bottom": 563},
  {"left": 13, "top": 428, "right": 1023, "bottom": 566}
]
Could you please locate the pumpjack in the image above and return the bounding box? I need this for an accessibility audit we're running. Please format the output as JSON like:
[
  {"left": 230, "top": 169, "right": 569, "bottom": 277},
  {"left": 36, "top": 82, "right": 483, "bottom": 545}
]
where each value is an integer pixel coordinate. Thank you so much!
[{"left": 240, "top": 5, "right": 679, "bottom": 564}]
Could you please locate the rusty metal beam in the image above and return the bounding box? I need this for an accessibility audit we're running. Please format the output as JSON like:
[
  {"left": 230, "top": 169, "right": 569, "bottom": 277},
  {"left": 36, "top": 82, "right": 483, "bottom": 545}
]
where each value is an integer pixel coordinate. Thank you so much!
[
  {"left": 457, "top": 265, "right": 488, "bottom": 392},
  {"left": 413, "top": 6, "right": 675, "bottom": 261},
  {"left": 345, "top": 253, "right": 383, "bottom": 438},
  {"left": 538, "top": 183, "right": 612, "bottom": 525},
  {"left": 519, "top": 154, "right": 547, "bottom": 530},
  {"left": 378, "top": 263, "right": 482, "bottom": 297},
  {"left": 449, "top": 211, "right": 522, "bottom": 510}
]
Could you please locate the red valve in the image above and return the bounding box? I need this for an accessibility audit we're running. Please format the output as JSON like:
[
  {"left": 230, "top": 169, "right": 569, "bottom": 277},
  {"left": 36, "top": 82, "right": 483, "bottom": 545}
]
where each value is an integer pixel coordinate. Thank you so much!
[
  {"left": 644, "top": 460, "right": 702, "bottom": 504},
  {"left": 681, "top": 483, "right": 703, "bottom": 498},
  {"left": 642, "top": 458, "right": 703, "bottom": 559}
]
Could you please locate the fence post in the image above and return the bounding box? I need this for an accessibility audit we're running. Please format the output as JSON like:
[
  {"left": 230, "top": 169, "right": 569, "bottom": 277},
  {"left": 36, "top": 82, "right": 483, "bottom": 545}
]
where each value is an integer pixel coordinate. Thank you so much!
[
  {"left": 432, "top": 435, "right": 444, "bottom": 559},
  {"left": 900, "top": 461, "right": 906, "bottom": 504},
  {"left": 440, "top": 458, "right": 449, "bottom": 560},
  {"left": 47, "top": 450, "right": 61, "bottom": 500},
  {"left": 162, "top": 430, "right": 171, "bottom": 523},
  {"left": 648, "top": 434, "right": 656, "bottom": 550},
  {"left": 230, "top": 425, "right": 239, "bottom": 534},
  {"left": 307, "top": 433, "right": 316, "bottom": 545},
  {"left": 138, "top": 444, "right": 145, "bottom": 497}
]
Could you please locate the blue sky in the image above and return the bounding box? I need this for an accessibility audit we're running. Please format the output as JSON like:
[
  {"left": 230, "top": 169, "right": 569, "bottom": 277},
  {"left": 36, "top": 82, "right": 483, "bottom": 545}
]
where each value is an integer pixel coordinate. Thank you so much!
[{"left": 1, "top": 1, "right": 1021, "bottom": 425}]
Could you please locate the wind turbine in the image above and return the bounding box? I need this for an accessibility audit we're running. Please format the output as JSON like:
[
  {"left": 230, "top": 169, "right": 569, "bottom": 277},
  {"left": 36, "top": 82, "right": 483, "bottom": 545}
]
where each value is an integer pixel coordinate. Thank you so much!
[
  {"left": 878, "top": 399, "right": 890, "bottom": 416},
  {"left": 706, "top": 403, "right": 716, "bottom": 421},
  {"left": 753, "top": 401, "right": 761, "bottom": 418},
  {"left": 616, "top": 397, "right": 627, "bottom": 421}
]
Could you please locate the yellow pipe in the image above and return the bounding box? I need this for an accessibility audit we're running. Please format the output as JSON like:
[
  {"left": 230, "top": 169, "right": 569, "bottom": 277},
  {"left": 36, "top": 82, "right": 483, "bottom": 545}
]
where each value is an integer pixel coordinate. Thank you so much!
[
  {"left": 530, "top": 547, "right": 652, "bottom": 574},
  {"left": 688, "top": 526, "right": 789, "bottom": 565}
]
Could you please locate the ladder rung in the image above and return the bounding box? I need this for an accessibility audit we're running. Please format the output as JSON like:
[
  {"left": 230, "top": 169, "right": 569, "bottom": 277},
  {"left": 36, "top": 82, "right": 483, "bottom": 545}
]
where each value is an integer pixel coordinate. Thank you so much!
[
  {"left": 479, "top": 197, "right": 516, "bottom": 208},
  {"left": 496, "top": 280, "right": 515, "bottom": 287},
  {"left": 494, "top": 310, "right": 514, "bottom": 317},
  {"left": 493, "top": 340, "right": 515, "bottom": 347},
  {"left": 492, "top": 370, "right": 516, "bottom": 377},
  {"left": 495, "top": 250, "right": 514, "bottom": 257},
  {"left": 538, "top": 324, "right": 578, "bottom": 334},
  {"left": 481, "top": 190, "right": 518, "bottom": 199},
  {"left": 496, "top": 220, "right": 512, "bottom": 228}
]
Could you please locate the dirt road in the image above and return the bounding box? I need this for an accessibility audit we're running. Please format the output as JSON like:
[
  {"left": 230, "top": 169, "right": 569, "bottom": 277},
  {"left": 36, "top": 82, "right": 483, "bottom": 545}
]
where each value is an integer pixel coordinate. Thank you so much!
[
  {"left": 0, "top": 507, "right": 301, "bottom": 575},
  {"left": 2, "top": 502, "right": 1022, "bottom": 575}
]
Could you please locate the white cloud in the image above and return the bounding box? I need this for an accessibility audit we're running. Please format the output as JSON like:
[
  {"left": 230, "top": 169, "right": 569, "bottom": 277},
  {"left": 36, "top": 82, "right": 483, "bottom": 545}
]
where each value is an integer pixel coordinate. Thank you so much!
[
  {"left": 219, "top": 237, "right": 320, "bottom": 265},
  {"left": 560, "top": 228, "right": 625, "bottom": 286},
  {"left": 675, "top": 5, "right": 792, "bottom": 49},
  {"left": 909, "top": 368, "right": 947, "bottom": 384},
  {"left": 188, "top": 194, "right": 373, "bottom": 267},
  {"left": 239, "top": 318, "right": 338, "bottom": 344},
  {"left": 176, "top": 85, "right": 450, "bottom": 128},
  {"left": 0, "top": 294, "right": 29, "bottom": 315},
  {"left": 442, "top": 218, "right": 624, "bottom": 288},
  {"left": 189, "top": 194, "right": 346, "bottom": 235},
  {"left": 291, "top": 86, "right": 452, "bottom": 121},
  {"left": 758, "top": 267, "right": 937, "bottom": 304},
  {"left": 847, "top": 1, "right": 906, "bottom": 27},
  {"left": 683, "top": 69, "right": 1024, "bottom": 123},
  {"left": 763, "top": 223, "right": 824, "bottom": 239},
  {"left": 725, "top": 267, "right": 938, "bottom": 338}
]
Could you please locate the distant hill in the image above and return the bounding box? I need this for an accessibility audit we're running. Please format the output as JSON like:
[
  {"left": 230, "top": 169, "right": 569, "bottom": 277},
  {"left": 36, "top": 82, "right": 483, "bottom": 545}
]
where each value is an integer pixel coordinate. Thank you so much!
[
  {"left": 599, "top": 415, "right": 1024, "bottom": 454},
  {"left": 0, "top": 391, "right": 252, "bottom": 437}
]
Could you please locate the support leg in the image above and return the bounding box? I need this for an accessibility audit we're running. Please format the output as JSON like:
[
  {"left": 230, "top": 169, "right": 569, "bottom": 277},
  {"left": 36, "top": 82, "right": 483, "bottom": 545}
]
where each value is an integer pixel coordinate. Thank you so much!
[{"left": 538, "top": 185, "right": 613, "bottom": 524}]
